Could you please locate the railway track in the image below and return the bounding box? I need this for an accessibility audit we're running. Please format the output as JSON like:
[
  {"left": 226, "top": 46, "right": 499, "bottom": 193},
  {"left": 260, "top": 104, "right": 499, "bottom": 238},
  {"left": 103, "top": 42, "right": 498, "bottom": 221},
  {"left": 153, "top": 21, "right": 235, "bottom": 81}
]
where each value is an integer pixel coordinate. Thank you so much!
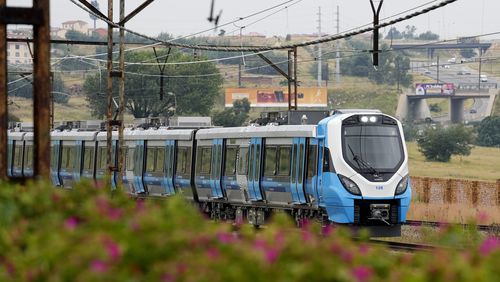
[
  {"left": 369, "top": 239, "right": 436, "bottom": 252},
  {"left": 404, "top": 220, "right": 500, "bottom": 233}
]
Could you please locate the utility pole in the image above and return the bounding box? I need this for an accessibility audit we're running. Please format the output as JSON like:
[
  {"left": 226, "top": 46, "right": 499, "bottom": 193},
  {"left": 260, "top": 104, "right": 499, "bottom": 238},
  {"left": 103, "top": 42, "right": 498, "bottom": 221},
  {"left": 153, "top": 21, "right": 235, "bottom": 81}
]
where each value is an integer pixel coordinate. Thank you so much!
[
  {"left": 436, "top": 55, "right": 439, "bottom": 83},
  {"left": 117, "top": 0, "right": 125, "bottom": 188},
  {"left": 317, "top": 6, "right": 322, "bottom": 87},
  {"left": 478, "top": 51, "right": 482, "bottom": 91},
  {"left": 238, "top": 28, "right": 242, "bottom": 87},
  {"left": 369, "top": 0, "right": 383, "bottom": 66},
  {"left": 106, "top": 0, "right": 114, "bottom": 184},
  {"left": 335, "top": 5, "right": 340, "bottom": 85}
]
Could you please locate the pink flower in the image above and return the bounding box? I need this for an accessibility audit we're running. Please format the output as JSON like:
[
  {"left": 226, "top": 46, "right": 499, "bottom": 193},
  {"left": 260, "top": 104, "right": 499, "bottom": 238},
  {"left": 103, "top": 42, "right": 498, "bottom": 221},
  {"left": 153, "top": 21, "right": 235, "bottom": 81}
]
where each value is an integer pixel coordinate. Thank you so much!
[
  {"left": 253, "top": 239, "right": 267, "bottom": 250},
  {"left": 265, "top": 248, "right": 280, "bottom": 263},
  {"left": 105, "top": 239, "right": 122, "bottom": 261},
  {"left": 274, "top": 231, "right": 285, "bottom": 247},
  {"left": 106, "top": 207, "right": 124, "bottom": 221},
  {"left": 90, "top": 260, "right": 108, "bottom": 273},
  {"left": 64, "top": 217, "right": 79, "bottom": 230},
  {"left": 351, "top": 266, "right": 373, "bottom": 282},
  {"left": 162, "top": 273, "right": 175, "bottom": 282},
  {"left": 359, "top": 244, "right": 370, "bottom": 255},
  {"left": 322, "top": 224, "right": 333, "bottom": 236},
  {"left": 480, "top": 236, "right": 500, "bottom": 256},
  {"left": 217, "top": 232, "right": 235, "bottom": 244},
  {"left": 206, "top": 247, "right": 220, "bottom": 259},
  {"left": 340, "top": 250, "right": 353, "bottom": 263},
  {"left": 301, "top": 230, "right": 313, "bottom": 242}
]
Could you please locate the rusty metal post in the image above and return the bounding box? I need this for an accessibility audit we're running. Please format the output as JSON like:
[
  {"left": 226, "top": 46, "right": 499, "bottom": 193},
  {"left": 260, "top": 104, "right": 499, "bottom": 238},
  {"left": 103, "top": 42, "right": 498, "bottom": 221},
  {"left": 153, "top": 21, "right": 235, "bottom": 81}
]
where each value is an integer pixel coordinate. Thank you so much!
[
  {"left": 445, "top": 179, "right": 453, "bottom": 204},
  {"left": 106, "top": 0, "right": 114, "bottom": 182},
  {"left": 117, "top": 0, "right": 125, "bottom": 188},
  {"left": 293, "top": 47, "right": 298, "bottom": 110},
  {"left": 0, "top": 0, "right": 7, "bottom": 180},
  {"left": 33, "top": 0, "right": 51, "bottom": 179}
]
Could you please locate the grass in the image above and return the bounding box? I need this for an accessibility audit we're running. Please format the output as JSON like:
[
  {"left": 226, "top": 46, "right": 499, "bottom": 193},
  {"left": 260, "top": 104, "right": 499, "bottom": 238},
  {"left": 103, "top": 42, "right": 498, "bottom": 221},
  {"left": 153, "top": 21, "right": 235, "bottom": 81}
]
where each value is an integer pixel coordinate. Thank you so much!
[{"left": 407, "top": 141, "right": 500, "bottom": 182}]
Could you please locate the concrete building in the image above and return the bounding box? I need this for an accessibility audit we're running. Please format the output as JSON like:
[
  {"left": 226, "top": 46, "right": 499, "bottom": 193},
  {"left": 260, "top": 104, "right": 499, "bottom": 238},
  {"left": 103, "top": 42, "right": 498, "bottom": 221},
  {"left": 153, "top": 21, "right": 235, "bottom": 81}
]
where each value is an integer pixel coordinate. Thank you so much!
[
  {"left": 6, "top": 32, "right": 33, "bottom": 65},
  {"left": 61, "top": 20, "right": 89, "bottom": 35}
]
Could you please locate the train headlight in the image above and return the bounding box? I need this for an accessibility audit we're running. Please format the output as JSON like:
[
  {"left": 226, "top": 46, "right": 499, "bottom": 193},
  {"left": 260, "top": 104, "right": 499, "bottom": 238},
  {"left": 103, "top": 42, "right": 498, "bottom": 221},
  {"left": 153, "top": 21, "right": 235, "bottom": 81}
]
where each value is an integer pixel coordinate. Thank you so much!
[
  {"left": 360, "top": 116, "right": 369, "bottom": 123},
  {"left": 395, "top": 175, "right": 409, "bottom": 195},
  {"left": 338, "top": 174, "right": 361, "bottom": 196}
]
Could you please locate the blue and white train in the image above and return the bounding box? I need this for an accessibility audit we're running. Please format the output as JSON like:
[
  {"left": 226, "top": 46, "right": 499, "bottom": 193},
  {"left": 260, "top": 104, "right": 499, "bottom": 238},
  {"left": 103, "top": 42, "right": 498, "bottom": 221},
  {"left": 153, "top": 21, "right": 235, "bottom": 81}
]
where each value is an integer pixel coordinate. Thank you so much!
[{"left": 7, "top": 110, "right": 411, "bottom": 236}]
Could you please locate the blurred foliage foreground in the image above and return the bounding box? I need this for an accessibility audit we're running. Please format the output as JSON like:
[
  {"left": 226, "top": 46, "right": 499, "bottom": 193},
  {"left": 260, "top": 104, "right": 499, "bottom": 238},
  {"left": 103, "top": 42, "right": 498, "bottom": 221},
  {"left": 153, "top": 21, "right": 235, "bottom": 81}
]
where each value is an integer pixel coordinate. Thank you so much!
[{"left": 0, "top": 181, "right": 499, "bottom": 282}]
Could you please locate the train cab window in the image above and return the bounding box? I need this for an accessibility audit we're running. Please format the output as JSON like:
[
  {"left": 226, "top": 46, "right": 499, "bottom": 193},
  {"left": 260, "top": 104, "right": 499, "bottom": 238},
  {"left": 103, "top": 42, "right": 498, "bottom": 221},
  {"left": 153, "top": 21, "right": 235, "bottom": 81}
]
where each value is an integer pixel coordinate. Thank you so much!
[
  {"left": 24, "top": 146, "right": 33, "bottom": 169},
  {"left": 237, "top": 147, "right": 248, "bottom": 175},
  {"left": 306, "top": 145, "right": 318, "bottom": 180},
  {"left": 277, "top": 146, "right": 291, "bottom": 176},
  {"left": 155, "top": 148, "right": 165, "bottom": 173},
  {"left": 197, "top": 146, "right": 212, "bottom": 175},
  {"left": 224, "top": 147, "right": 237, "bottom": 176},
  {"left": 126, "top": 148, "right": 134, "bottom": 171},
  {"left": 264, "top": 146, "right": 277, "bottom": 176},
  {"left": 146, "top": 148, "right": 156, "bottom": 172}
]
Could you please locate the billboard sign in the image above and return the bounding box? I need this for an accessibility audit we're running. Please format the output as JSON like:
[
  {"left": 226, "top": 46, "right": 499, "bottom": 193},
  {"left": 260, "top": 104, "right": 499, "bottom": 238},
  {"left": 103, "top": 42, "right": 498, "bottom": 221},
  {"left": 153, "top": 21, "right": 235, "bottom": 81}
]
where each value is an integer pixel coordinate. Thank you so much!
[
  {"left": 415, "top": 83, "right": 455, "bottom": 95},
  {"left": 225, "top": 87, "right": 327, "bottom": 108}
]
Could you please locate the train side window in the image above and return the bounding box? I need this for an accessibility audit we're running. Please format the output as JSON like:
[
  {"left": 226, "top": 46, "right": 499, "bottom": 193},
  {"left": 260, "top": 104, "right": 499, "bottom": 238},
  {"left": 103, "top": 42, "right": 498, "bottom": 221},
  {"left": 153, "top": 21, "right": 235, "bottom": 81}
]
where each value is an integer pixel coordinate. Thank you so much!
[
  {"left": 50, "top": 145, "right": 58, "bottom": 169},
  {"left": 68, "top": 146, "right": 76, "bottom": 170},
  {"left": 306, "top": 145, "right": 318, "bottom": 180},
  {"left": 264, "top": 146, "right": 277, "bottom": 176},
  {"left": 278, "top": 146, "right": 291, "bottom": 176},
  {"left": 83, "top": 147, "right": 91, "bottom": 170},
  {"left": 196, "top": 146, "right": 211, "bottom": 175},
  {"left": 61, "top": 147, "right": 68, "bottom": 169},
  {"left": 155, "top": 147, "right": 165, "bottom": 173},
  {"left": 126, "top": 148, "right": 134, "bottom": 171},
  {"left": 14, "top": 145, "right": 23, "bottom": 167},
  {"left": 98, "top": 147, "right": 107, "bottom": 170},
  {"left": 322, "top": 147, "right": 335, "bottom": 173},
  {"left": 176, "top": 147, "right": 187, "bottom": 174},
  {"left": 224, "top": 146, "right": 237, "bottom": 176},
  {"left": 25, "top": 146, "right": 33, "bottom": 169},
  {"left": 298, "top": 144, "right": 305, "bottom": 184},
  {"left": 237, "top": 147, "right": 248, "bottom": 175},
  {"left": 255, "top": 144, "right": 261, "bottom": 176},
  {"left": 146, "top": 147, "right": 156, "bottom": 172}
]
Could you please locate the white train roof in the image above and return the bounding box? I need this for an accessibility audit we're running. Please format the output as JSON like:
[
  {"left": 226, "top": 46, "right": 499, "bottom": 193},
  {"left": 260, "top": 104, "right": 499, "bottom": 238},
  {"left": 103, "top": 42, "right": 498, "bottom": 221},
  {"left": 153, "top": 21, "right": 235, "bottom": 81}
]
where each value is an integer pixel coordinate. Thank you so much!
[
  {"left": 125, "top": 128, "right": 194, "bottom": 141},
  {"left": 52, "top": 130, "right": 99, "bottom": 141},
  {"left": 8, "top": 132, "right": 26, "bottom": 141},
  {"left": 196, "top": 125, "right": 317, "bottom": 140}
]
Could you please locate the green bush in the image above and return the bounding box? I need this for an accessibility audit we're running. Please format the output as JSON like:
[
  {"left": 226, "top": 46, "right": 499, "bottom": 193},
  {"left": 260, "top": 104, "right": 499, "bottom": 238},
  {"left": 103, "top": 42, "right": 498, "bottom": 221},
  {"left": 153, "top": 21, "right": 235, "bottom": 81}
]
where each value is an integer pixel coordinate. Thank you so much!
[
  {"left": 0, "top": 181, "right": 499, "bottom": 281},
  {"left": 417, "top": 125, "right": 475, "bottom": 162},
  {"left": 476, "top": 116, "right": 500, "bottom": 147}
]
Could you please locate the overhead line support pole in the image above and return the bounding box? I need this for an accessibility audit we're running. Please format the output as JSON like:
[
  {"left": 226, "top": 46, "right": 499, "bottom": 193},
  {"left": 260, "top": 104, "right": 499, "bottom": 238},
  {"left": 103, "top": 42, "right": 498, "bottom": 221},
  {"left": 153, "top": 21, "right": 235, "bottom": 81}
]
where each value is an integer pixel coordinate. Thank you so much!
[
  {"left": 119, "top": 0, "right": 155, "bottom": 26},
  {"left": 106, "top": 0, "right": 114, "bottom": 184},
  {"left": 117, "top": 0, "right": 125, "bottom": 189},
  {"left": 0, "top": 0, "right": 51, "bottom": 181},
  {"left": 370, "top": 0, "right": 383, "bottom": 66}
]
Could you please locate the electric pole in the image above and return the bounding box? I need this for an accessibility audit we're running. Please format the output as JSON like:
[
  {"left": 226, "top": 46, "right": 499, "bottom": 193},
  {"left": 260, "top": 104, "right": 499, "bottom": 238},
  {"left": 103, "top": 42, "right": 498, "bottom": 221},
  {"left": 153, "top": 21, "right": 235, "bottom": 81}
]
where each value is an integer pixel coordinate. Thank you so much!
[
  {"left": 335, "top": 5, "right": 340, "bottom": 85},
  {"left": 436, "top": 55, "right": 439, "bottom": 83},
  {"left": 317, "top": 6, "right": 322, "bottom": 87}
]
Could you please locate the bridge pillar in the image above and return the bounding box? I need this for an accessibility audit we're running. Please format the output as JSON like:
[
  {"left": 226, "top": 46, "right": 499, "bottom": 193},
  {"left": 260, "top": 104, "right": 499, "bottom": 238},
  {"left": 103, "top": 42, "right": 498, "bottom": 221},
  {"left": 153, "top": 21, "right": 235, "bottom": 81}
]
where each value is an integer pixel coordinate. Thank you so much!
[
  {"left": 409, "top": 98, "right": 431, "bottom": 121},
  {"left": 450, "top": 98, "right": 465, "bottom": 124}
]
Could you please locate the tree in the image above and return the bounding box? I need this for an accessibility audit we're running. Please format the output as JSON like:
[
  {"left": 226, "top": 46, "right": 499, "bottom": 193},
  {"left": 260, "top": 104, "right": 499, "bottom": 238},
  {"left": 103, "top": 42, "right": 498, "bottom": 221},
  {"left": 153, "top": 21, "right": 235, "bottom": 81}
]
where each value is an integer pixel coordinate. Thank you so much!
[
  {"left": 8, "top": 73, "right": 68, "bottom": 104},
  {"left": 460, "top": 48, "right": 476, "bottom": 59},
  {"left": 418, "top": 31, "right": 439, "bottom": 41},
  {"left": 385, "top": 27, "right": 403, "bottom": 40},
  {"left": 475, "top": 116, "right": 500, "bottom": 147},
  {"left": 402, "top": 25, "right": 417, "bottom": 40},
  {"left": 212, "top": 98, "right": 251, "bottom": 127},
  {"left": 83, "top": 50, "right": 223, "bottom": 118},
  {"left": 417, "top": 125, "right": 474, "bottom": 162},
  {"left": 340, "top": 40, "right": 412, "bottom": 87},
  {"left": 309, "top": 61, "right": 330, "bottom": 82},
  {"left": 65, "top": 30, "right": 89, "bottom": 41}
]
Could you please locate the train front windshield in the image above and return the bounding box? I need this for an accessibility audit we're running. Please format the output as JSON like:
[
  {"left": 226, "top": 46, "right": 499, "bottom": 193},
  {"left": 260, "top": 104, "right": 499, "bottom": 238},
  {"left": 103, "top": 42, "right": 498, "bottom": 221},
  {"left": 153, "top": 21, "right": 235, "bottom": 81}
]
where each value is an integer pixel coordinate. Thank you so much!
[{"left": 342, "top": 124, "right": 404, "bottom": 173}]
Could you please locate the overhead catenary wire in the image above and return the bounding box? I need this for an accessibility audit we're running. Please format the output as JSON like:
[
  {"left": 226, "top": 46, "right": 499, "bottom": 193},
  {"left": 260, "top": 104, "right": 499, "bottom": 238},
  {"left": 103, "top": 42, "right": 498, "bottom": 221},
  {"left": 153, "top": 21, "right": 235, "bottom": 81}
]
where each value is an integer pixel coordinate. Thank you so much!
[{"left": 70, "top": 0, "right": 459, "bottom": 52}]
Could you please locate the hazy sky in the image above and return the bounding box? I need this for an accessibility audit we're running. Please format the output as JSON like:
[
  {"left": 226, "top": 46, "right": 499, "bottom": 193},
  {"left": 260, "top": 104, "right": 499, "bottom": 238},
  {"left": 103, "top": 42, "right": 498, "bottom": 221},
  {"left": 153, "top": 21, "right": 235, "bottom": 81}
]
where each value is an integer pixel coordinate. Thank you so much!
[{"left": 9, "top": 0, "right": 500, "bottom": 41}]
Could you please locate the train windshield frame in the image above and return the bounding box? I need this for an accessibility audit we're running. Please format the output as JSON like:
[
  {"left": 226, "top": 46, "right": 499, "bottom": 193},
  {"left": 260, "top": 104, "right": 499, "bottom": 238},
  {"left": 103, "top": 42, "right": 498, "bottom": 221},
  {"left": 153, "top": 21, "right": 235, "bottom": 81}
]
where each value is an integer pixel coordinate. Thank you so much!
[{"left": 341, "top": 117, "right": 404, "bottom": 174}]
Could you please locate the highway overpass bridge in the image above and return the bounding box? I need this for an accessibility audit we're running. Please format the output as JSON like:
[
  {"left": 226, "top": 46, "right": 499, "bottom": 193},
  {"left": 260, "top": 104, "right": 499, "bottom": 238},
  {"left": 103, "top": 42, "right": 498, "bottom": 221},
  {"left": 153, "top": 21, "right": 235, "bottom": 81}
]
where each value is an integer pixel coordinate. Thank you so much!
[
  {"left": 396, "top": 87, "right": 498, "bottom": 124},
  {"left": 391, "top": 42, "right": 492, "bottom": 59}
]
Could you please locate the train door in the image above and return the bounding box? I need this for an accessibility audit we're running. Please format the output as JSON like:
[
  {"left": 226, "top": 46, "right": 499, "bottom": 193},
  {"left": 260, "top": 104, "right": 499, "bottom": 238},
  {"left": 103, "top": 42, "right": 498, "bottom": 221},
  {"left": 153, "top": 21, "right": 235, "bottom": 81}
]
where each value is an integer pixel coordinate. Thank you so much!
[
  {"left": 247, "top": 138, "right": 264, "bottom": 201},
  {"left": 111, "top": 141, "right": 118, "bottom": 189},
  {"left": 144, "top": 141, "right": 168, "bottom": 196},
  {"left": 22, "top": 138, "right": 34, "bottom": 177},
  {"left": 194, "top": 141, "right": 213, "bottom": 201},
  {"left": 51, "top": 140, "right": 62, "bottom": 186},
  {"left": 305, "top": 138, "right": 319, "bottom": 205},
  {"left": 59, "top": 141, "right": 78, "bottom": 188},
  {"left": 290, "top": 137, "right": 307, "bottom": 204},
  {"left": 12, "top": 140, "right": 24, "bottom": 177},
  {"left": 164, "top": 140, "right": 176, "bottom": 195},
  {"left": 123, "top": 143, "right": 135, "bottom": 194},
  {"left": 174, "top": 143, "right": 194, "bottom": 199},
  {"left": 209, "top": 139, "right": 224, "bottom": 199},
  {"left": 133, "top": 140, "right": 146, "bottom": 194},
  {"left": 74, "top": 140, "right": 83, "bottom": 183},
  {"left": 235, "top": 143, "right": 249, "bottom": 202},
  {"left": 223, "top": 139, "right": 247, "bottom": 203}
]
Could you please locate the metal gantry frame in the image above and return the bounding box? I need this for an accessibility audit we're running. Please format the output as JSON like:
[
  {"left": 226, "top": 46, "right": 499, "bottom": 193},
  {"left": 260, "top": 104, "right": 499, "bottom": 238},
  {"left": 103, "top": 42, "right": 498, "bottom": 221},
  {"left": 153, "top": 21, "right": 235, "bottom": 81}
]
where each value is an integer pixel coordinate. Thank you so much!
[{"left": 0, "top": 0, "right": 51, "bottom": 181}]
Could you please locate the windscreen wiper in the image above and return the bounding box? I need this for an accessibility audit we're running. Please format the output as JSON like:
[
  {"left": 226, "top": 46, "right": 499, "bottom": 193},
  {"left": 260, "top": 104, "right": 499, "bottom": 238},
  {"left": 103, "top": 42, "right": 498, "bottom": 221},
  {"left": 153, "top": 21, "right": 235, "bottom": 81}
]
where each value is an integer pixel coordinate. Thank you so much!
[{"left": 348, "top": 145, "right": 379, "bottom": 175}]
